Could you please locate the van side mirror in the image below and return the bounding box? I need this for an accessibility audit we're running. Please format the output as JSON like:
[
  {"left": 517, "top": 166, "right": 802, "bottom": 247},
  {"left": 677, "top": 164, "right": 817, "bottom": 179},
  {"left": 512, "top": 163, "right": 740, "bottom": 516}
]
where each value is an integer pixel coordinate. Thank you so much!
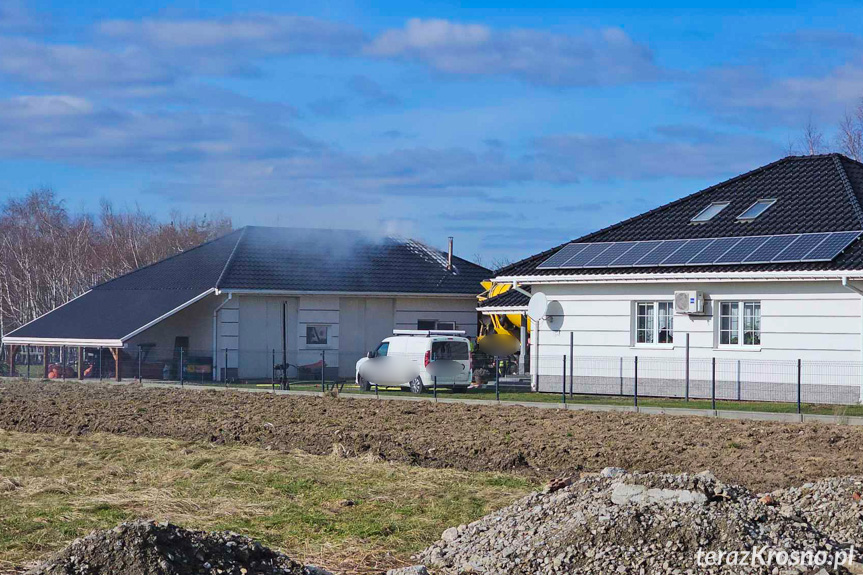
[{"left": 367, "top": 351, "right": 374, "bottom": 359}]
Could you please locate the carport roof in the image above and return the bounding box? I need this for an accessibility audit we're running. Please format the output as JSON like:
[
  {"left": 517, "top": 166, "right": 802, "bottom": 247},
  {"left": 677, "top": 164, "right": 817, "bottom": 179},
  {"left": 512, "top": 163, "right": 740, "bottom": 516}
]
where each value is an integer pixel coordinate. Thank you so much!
[{"left": 4, "top": 226, "right": 490, "bottom": 346}]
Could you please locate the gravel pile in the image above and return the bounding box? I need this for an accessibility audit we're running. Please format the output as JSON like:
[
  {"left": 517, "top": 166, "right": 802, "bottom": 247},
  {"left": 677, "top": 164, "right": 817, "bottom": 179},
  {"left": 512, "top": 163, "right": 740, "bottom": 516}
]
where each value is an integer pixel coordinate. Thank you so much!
[
  {"left": 26, "top": 520, "right": 330, "bottom": 575},
  {"left": 416, "top": 470, "right": 862, "bottom": 575},
  {"left": 777, "top": 477, "right": 863, "bottom": 546}
]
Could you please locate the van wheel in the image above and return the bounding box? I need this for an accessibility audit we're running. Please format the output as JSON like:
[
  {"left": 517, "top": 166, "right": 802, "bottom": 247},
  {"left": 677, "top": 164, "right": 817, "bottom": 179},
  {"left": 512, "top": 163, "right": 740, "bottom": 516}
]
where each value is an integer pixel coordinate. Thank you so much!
[
  {"left": 357, "top": 376, "right": 371, "bottom": 392},
  {"left": 409, "top": 377, "right": 424, "bottom": 394}
]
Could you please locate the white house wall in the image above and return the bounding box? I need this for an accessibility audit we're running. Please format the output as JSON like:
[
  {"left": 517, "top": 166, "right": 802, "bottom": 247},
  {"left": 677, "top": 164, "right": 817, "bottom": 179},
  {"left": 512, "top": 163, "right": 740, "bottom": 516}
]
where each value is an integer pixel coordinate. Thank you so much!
[
  {"left": 530, "top": 280, "right": 863, "bottom": 403},
  {"left": 230, "top": 294, "right": 478, "bottom": 380},
  {"left": 394, "top": 297, "right": 478, "bottom": 337},
  {"left": 126, "top": 293, "right": 220, "bottom": 355}
]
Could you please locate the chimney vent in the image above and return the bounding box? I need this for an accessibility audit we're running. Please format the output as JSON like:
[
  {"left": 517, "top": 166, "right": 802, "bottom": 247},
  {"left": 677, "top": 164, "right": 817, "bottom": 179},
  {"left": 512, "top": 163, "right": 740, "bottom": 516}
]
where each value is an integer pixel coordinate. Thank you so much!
[{"left": 447, "top": 237, "right": 453, "bottom": 270}]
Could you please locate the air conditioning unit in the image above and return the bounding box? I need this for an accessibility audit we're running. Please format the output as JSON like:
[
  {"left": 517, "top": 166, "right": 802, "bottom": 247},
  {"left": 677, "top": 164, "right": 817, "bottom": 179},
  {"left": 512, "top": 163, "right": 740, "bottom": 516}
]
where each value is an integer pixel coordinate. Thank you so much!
[{"left": 674, "top": 291, "right": 705, "bottom": 314}]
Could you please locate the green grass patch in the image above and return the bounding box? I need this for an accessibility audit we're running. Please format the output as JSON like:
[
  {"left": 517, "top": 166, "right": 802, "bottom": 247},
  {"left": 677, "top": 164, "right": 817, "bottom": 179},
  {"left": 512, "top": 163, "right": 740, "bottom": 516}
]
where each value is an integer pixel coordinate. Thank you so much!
[{"left": 0, "top": 430, "right": 534, "bottom": 574}]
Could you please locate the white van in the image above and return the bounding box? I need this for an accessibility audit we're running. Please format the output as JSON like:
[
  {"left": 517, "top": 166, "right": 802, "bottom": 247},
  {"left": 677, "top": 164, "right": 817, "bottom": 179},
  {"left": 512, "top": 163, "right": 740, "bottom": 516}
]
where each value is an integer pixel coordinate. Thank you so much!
[{"left": 355, "top": 330, "right": 473, "bottom": 393}]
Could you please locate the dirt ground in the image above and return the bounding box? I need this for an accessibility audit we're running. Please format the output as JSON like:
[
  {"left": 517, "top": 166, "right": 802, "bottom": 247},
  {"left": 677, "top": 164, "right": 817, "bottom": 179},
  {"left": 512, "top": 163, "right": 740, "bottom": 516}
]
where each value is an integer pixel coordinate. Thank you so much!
[{"left": 1, "top": 380, "right": 862, "bottom": 492}]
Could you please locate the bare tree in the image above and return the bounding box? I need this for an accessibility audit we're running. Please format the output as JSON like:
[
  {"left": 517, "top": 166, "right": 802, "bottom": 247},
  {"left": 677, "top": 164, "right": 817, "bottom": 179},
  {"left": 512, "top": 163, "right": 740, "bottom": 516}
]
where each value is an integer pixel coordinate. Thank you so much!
[
  {"left": 837, "top": 100, "right": 863, "bottom": 161},
  {"left": 802, "top": 119, "right": 825, "bottom": 155},
  {"left": 0, "top": 189, "right": 232, "bottom": 333}
]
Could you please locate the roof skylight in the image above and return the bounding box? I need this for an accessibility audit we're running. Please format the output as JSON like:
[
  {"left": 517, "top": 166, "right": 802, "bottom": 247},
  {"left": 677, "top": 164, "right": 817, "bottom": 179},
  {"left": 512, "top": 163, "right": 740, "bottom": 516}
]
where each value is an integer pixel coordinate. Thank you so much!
[
  {"left": 691, "top": 202, "right": 729, "bottom": 223},
  {"left": 737, "top": 199, "right": 776, "bottom": 221}
]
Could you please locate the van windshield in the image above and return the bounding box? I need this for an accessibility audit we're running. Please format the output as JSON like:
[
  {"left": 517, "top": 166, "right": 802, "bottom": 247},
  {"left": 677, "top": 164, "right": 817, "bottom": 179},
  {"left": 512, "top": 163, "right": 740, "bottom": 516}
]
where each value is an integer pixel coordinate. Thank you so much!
[{"left": 432, "top": 341, "right": 469, "bottom": 360}]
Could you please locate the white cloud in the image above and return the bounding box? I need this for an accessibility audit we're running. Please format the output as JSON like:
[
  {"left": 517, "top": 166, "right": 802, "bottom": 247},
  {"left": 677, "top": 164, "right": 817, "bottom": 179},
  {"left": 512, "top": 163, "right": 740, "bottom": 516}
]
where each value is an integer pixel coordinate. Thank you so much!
[
  {"left": 365, "top": 18, "right": 660, "bottom": 86},
  {"left": 99, "top": 14, "right": 365, "bottom": 56},
  {"left": 691, "top": 64, "right": 863, "bottom": 126},
  {"left": 534, "top": 127, "right": 782, "bottom": 180}
]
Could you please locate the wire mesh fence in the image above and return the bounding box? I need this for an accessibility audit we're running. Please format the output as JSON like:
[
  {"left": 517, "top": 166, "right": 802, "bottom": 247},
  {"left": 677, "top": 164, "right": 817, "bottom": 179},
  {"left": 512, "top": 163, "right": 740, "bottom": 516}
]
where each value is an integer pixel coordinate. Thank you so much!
[
  {"left": 4, "top": 342, "right": 863, "bottom": 411},
  {"left": 534, "top": 352, "right": 862, "bottom": 408}
]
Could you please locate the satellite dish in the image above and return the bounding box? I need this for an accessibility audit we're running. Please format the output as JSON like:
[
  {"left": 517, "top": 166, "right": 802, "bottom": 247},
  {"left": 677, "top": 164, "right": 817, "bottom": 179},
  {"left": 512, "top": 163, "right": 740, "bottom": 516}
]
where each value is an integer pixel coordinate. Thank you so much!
[{"left": 527, "top": 292, "right": 548, "bottom": 321}]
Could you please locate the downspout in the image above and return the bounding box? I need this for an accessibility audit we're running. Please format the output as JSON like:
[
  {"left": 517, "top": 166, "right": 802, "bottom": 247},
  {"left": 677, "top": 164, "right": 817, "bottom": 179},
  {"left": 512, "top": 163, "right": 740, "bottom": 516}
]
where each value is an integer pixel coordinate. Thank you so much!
[
  {"left": 212, "top": 293, "right": 232, "bottom": 381},
  {"left": 841, "top": 277, "right": 863, "bottom": 404}
]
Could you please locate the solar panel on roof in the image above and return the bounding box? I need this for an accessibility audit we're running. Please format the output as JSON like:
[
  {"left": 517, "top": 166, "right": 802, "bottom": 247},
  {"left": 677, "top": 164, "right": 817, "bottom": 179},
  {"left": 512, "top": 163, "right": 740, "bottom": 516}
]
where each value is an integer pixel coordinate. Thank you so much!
[
  {"left": 534, "top": 231, "right": 862, "bottom": 270},
  {"left": 772, "top": 233, "right": 830, "bottom": 262},
  {"left": 634, "top": 239, "right": 688, "bottom": 266},
  {"left": 660, "top": 238, "right": 715, "bottom": 266},
  {"left": 687, "top": 237, "right": 742, "bottom": 264},
  {"left": 536, "top": 243, "right": 590, "bottom": 269},
  {"left": 608, "top": 240, "right": 663, "bottom": 266},
  {"left": 584, "top": 242, "right": 637, "bottom": 267},
  {"left": 743, "top": 235, "right": 800, "bottom": 263},
  {"left": 559, "top": 243, "right": 614, "bottom": 267},
  {"left": 804, "top": 230, "right": 861, "bottom": 261},
  {"left": 714, "top": 236, "right": 771, "bottom": 264}
]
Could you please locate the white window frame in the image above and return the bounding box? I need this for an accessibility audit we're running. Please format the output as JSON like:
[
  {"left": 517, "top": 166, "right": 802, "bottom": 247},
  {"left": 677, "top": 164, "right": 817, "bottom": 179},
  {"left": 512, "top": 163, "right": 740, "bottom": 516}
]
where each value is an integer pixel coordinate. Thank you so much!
[
  {"left": 633, "top": 301, "right": 674, "bottom": 348},
  {"left": 716, "top": 301, "right": 761, "bottom": 349},
  {"left": 691, "top": 201, "right": 730, "bottom": 223},
  {"left": 736, "top": 199, "right": 776, "bottom": 221}
]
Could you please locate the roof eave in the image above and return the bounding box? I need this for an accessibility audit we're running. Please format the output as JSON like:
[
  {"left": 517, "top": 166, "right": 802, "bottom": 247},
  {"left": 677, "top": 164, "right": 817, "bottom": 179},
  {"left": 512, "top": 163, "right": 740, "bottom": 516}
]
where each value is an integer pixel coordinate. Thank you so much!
[
  {"left": 495, "top": 270, "right": 863, "bottom": 284},
  {"left": 218, "top": 288, "right": 479, "bottom": 298},
  {"left": 2, "top": 337, "right": 125, "bottom": 347}
]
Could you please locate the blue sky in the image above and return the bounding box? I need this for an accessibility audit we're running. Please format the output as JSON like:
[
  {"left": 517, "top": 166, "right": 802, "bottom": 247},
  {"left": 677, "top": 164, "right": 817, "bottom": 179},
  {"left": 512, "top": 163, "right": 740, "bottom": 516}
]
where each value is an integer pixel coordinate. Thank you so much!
[{"left": 1, "top": 0, "right": 863, "bottom": 264}]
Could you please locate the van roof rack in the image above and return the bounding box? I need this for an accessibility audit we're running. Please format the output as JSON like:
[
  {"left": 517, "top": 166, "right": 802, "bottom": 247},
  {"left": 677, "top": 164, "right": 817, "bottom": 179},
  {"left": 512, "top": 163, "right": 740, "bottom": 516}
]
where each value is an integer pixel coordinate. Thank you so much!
[{"left": 393, "top": 329, "right": 467, "bottom": 336}]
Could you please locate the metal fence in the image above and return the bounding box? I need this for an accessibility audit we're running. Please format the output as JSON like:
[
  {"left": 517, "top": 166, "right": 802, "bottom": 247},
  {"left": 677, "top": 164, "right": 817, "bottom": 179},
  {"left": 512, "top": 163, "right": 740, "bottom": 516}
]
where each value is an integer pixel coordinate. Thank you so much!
[
  {"left": 5, "top": 343, "right": 863, "bottom": 408},
  {"left": 533, "top": 352, "right": 862, "bottom": 407}
]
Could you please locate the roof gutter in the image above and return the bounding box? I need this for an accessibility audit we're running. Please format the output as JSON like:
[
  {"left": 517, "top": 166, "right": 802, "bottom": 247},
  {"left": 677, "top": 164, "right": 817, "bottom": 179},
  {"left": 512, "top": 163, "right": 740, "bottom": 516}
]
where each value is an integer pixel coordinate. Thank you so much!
[
  {"left": 477, "top": 305, "right": 529, "bottom": 315},
  {"left": 495, "top": 270, "right": 863, "bottom": 285},
  {"left": 218, "top": 289, "right": 478, "bottom": 298},
  {"left": 1, "top": 337, "right": 125, "bottom": 347}
]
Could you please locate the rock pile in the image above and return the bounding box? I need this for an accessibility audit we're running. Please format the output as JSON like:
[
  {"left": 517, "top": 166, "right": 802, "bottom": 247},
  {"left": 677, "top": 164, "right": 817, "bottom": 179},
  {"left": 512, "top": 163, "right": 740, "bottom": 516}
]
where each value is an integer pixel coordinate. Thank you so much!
[
  {"left": 26, "top": 520, "right": 330, "bottom": 575},
  {"left": 416, "top": 470, "right": 863, "bottom": 575}
]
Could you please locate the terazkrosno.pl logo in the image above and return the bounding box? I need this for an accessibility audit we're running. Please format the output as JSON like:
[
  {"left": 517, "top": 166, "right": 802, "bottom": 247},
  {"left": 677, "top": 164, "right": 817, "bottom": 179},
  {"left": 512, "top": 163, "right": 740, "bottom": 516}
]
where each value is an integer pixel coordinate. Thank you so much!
[{"left": 696, "top": 547, "right": 855, "bottom": 569}]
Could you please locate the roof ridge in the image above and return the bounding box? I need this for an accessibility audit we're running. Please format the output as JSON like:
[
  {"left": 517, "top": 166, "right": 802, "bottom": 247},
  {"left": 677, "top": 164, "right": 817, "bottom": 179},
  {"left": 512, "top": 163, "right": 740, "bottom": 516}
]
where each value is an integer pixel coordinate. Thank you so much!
[
  {"left": 215, "top": 226, "right": 247, "bottom": 289},
  {"left": 92, "top": 227, "right": 242, "bottom": 290},
  {"left": 833, "top": 155, "right": 863, "bottom": 228},
  {"left": 496, "top": 154, "right": 840, "bottom": 275}
]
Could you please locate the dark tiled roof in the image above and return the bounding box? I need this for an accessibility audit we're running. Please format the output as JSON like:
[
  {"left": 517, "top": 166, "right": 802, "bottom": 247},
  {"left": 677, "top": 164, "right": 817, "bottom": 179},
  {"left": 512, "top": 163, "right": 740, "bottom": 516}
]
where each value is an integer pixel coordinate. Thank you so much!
[
  {"left": 218, "top": 227, "right": 490, "bottom": 294},
  {"left": 7, "top": 289, "right": 208, "bottom": 341},
  {"left": 478, "top": 288, "right": 530, "bottom": 308},
  {"left": 5, "top": 226, "right": 490, "bottom": 342},
  {"left": 500, "top": 154, "right": 863, "bottom": 277}
]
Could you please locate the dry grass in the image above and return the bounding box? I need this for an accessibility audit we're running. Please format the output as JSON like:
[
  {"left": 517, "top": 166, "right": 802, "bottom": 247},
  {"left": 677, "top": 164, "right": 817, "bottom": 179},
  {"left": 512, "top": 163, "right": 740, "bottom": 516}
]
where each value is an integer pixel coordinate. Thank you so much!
[{"left": 0, "top": 429, "right": 534, "bottom": 575}]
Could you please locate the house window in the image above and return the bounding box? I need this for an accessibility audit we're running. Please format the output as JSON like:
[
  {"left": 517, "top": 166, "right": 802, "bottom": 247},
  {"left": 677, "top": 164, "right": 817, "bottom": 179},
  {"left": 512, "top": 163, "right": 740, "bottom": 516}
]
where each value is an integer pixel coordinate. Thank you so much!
[
  {"left": 691, "top": 202, "right": 729, "bottom": 223},
  {"left": 417, "top": 320, "right": 456, "bottom": 330},
  {"left": 635, "top": 302, "right": 674, "bottom": 345},
  {"left": 736, "top": 199, "right": 775, "bottom": 221},
  {"left": 719, "top": 302, "right": 761, "bottom": 346},
  {"left": 306, "top": 325, "right": 328, "bottom": 345}
]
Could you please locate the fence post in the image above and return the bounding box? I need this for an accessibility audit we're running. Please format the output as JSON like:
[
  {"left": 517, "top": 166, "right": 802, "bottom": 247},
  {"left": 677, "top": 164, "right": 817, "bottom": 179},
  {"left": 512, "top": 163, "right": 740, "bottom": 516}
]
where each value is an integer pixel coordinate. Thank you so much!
[
  {"left": 224, "top": 348, "right": 228, "bottom": 384},
  {"left": 137, "top": 345, "right": 142, "bottom": 383},
  {"left": 272, "top": 348, "right": 275, "bottom": 389},
  {"left": 562, "top": 355, "right": 567, "bottom": 406},
  {"left": 736, "top": 359, "right": 742, "bottom": 401},
  {"left": 99, "top": 347, "right": 103, "bottom": 381},
  {"left": 797, "top": 358, "right": 802, "bottom": 415},
  {"left": 25, "top": 345, "right": 30, "bottom": 380},
  {"left": 633, "top": 356, "right": 638, "bottom": 408},
  {"left": 619, "top": 357, "right": 624, "bottom": 396},
  {"left": 178, "top": 347, "right": 184, "bottom": 387},
  {"left": 434, "top": 375, "right": 438, "bottom": 401},
  {"left": 569, "top": 332, "right": 574, "bottom": 398},
  {"left": 711, "top": 357, "right": 716, "bottom": 411},
  {"left": 685, "top": 333, "right": 690, "bottom": 401},
  {"left": 62, "top": 346, "right": 66, "bottom": 381},
  {"left": 495, "top": 355, "right": 500, "bottom": 402},
  {"left": 321, "top": 350, "right": 326, "bottom": 392}
]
